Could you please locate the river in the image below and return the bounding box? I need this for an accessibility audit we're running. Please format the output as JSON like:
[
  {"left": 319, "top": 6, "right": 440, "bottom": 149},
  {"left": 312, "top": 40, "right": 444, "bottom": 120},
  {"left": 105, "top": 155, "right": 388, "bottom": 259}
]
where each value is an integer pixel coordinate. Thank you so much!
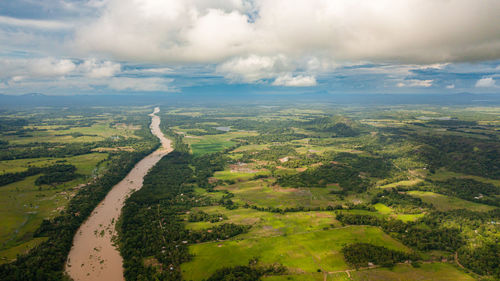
[{"left": 66, "top": 107, "right": 172, "bottom": 281}]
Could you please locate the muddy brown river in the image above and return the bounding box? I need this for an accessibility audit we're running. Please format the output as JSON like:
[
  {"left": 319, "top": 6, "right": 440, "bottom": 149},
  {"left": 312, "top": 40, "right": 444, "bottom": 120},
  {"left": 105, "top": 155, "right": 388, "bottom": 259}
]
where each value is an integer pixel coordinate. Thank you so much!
[{"left": 66, "top": 107, "right": 172, "bottom": 281}]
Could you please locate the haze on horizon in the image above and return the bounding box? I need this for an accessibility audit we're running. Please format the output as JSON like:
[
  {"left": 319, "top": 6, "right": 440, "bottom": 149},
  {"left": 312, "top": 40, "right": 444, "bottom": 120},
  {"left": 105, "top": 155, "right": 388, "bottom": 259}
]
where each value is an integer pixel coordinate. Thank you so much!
[{"left": 1, "top": 0, "right": 500, "bottom": 96}]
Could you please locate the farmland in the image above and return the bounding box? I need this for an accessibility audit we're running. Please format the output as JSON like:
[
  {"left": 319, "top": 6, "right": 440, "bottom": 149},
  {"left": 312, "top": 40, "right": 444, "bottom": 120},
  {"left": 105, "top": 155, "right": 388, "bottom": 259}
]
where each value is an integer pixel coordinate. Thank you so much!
[
  {"left": 142, "top": 105, "right": 499, "bottom": 280},
  {"left": 1, "top": 104, "right": 498, "bottom": 280},
  {"left": 0, "top": 106, "right": 156, "bottom": 264}
]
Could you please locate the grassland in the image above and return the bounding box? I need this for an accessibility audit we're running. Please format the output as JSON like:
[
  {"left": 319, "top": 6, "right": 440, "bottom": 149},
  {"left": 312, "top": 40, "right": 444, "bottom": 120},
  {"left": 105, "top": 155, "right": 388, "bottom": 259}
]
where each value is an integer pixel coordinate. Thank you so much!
[
  {"left": 373, "top": 203, "right": 425, "bottom": 222},
  {"left": 0, "top": 153, "right": 108, "bottom": 263},
  {"left": 213, "top": 169, "right": 271, "bottom": 181},
  {"left": 0, "top": 106, "right": 159, "bottom": 264},
  {"left": 378, "top": 179, "right": 423, "bottom": 189},
  {"left": 0, "top": 108, "right": 153, "bottom": 264},
  {"left": 5, "top": 120, "right": 139, "bottom": 145},
  {"left": 163, "top": 105, "right": 500, "bottom": 280},
  {"left": 350, "top": 263, "right": 474, "bottom": 281},
  {"left": 262, "top": 273, "right": 327, "bottom": 281},
  {"left": 2, "top": 105, "right": 494, "bottom": 279},
  {"left": 185, "top": 206, "right": 341, "bottom": 238},
  {"left": 181, "top": 226, "right": 409, "bottom": 280},
  {"left": 261, "top": 263, "right": 474, "bottom": 281},
  {"left": 407, "top": 191, "right": 496, "bottom": 212},
  {"left": 92, "top": 106, "right": 498, "bottom": 280},
  {"left": 182, "top": 131, "right": 257, "bottom": 156},
  {"left": 0, "top": 237, "right": 48, "bottom": 263},
  {"left": 216, "top": 179, "right": 343, "bottom": 209}
]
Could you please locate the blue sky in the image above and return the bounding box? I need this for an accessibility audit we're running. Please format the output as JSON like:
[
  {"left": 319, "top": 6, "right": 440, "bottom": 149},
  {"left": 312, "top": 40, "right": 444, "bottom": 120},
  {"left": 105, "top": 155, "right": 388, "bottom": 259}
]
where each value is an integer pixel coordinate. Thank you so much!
[{"left": 1, "top": 0, "right": 499, "bottom": 95}]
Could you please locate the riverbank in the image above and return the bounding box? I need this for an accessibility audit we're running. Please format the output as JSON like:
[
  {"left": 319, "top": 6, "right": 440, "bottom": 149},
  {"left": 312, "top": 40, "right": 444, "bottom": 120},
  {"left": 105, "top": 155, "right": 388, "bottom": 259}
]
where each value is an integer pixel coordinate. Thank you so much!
[{"left": 66, "top": 107, "right": 172, "bottom": 281}]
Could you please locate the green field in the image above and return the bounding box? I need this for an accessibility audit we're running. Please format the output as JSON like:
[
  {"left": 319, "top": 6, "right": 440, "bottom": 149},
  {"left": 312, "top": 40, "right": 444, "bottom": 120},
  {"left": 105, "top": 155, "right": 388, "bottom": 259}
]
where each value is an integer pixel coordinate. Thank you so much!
[
  {"left": 429, "top": 169, "right": 500, "bottom": 187},
  {"left": 166, "top": 105, "right": 500, "bottom": 280},
  {"left": 262, "top": 273, "right": 328, "bottom": 281},
  {"left": 351, "top": 263, "right": 474, "bottom": 281},
  {"left": 378, "top": 179, "right": 423, "bottom": 189},
  {"left": 213, "top": 169, "right": 271, "bottom": 181},
  {"left": 232, "top": 144, "right": 270, "bottom": 152},
  {"left": 185, "top": 206, "right": 341, "bottom": 238},
  {"left": 373, "top": 203, "right": 425, "bottom": 222},
  {"left": 0, "top": 237, "right": 47, "bottom": 264},
  {"left": 373, "top": 203, "right": 392, "bottom": 214},
  {"left": 0, "top": 153, "right": 108, "bottom": 263},
  {"left": 0, "top": 152, "right": 107, "bottom": 177},
  {"left": 2, "top": 105, "right": 499, "bottom": 279},
  {"left": 407, "top": 191, "right": 496, "bottom": 212},
  {"left": 217, "top": 179, "right": 343, "bottom": 209},
  {"left": 181, "top": 226, "right": 409, "bottom": 280},
  {"left": 261, "top": 263, "right": 474, "bottom": 281},
  {"left": 183, "top": 131, "right": 257, "bottom": 156},
  {"left": 5, "top": 120, "right": 139, "bottom": 145}
]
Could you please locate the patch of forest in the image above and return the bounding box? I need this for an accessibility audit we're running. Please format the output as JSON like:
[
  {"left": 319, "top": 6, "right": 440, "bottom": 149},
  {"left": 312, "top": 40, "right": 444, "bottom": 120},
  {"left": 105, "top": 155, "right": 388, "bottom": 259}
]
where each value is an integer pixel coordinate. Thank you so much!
[
  {"left": 337, "top": 210, "right": 500, "bottom": 278},
  {"left": 415, "top": 135, "right": 500, "bottom": 179},
  {"left": 0, "top": 163, "right": 78, "bottom": 187},
  {"left": 372, "top": 189, "right": 432, "bottom": 214},
  {"left": 342, "top": 243, "right": 414, "bottom": 268},
  {"left": 276, "top": 163, "right": 370, "bottom": 193},
  {"left": 433, "top": 178, "right": 499, "bottom": 207}
]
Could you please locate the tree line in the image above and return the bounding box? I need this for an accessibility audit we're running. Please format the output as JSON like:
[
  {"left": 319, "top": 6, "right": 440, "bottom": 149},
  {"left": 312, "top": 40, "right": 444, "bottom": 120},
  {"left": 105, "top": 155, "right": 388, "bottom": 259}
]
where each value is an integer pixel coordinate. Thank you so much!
[{"left": 342, "top": 243, "right": 414, "bottom": 268}]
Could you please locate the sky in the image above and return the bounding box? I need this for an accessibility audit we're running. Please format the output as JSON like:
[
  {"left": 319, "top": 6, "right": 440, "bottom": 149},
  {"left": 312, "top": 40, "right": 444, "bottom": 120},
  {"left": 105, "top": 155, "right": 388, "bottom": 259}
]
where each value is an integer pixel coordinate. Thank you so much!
[{"left": 1, "top": 0, "right": 500, "bottom": 95}]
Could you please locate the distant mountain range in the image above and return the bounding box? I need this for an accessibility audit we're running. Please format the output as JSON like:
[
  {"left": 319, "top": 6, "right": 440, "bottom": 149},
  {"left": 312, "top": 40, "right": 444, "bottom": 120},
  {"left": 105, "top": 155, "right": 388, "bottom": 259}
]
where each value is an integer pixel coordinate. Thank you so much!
[{"left": 1, "top": 92, "right": 500, "bottom": 108}]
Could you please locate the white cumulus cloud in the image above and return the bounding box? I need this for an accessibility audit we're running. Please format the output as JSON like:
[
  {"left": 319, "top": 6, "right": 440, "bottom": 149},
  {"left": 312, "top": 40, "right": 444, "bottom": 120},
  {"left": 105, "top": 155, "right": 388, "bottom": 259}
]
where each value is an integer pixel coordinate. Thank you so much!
[
  {"left": 79, "top": 59, "right": 121, "bottom": 78},
  {"left": 2, "top": 0, "right": 500, "bottom": 91},
  {"left": 475, "top": 77, "right": 496, "bottom": 88},
  {"left": 66, "top": 0, "right": 500, "bottom": 86},
  {"left": 216, "top": 55, "right": 291, "bottom": 82},
  {"left": 272, "top": 74, "right": 317, "bottom": 87},
  {"left": 29, "top": 58, "right": 76, "bottom": 77},
  {"left": 397, "top": 79, "right": 433, "bottom": 88},
  {"left": 72, "top": 0, "right": 500, "bottom": 64}
]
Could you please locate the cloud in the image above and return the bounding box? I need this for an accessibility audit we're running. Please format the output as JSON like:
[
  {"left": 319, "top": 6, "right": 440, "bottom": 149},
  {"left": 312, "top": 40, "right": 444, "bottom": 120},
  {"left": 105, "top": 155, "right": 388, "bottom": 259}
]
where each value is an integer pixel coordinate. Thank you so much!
[
  {"left": 79, "top": 59, "right": 121, "bottom": 78},
  {"left": 216, "top": 55, "right": 291, "bottom": 82},
  {"left": 475, "top": 77, "right": 496, "bottom": 88},
  {"left": 216, "top": 54, "right": 327, "bottom": 85},
  {"left": 29, "top": 58, "right": 76, "bottom": 77},
  {"left": 272, "top": 74, "right": 317, "bottom": 87},
  {"left": 0, "top": 15, "right": 72, "bottom": 30},
  {"left": 107, "top": 77, "right": 174, "bottom": 91},
  {"left": 65, "top": 0, "right": 500, "bottom": 86},
  {"left": 0, "top": 57, "right": 176, "bottom": 93},
  {"left": 72, "top": 0, "right": 500, "bottom": 65},
  {"left": 1, "top": 0, "right": 500, "bottom": 93},
  {"left": 397, "top": 79, "right": 433, "bottom": 88},
  {"left": 0, "top": 57, "right": 121, "bottom": 79},
  {"left": 140, "top": 67, "right": 173, "bottom": 74}
]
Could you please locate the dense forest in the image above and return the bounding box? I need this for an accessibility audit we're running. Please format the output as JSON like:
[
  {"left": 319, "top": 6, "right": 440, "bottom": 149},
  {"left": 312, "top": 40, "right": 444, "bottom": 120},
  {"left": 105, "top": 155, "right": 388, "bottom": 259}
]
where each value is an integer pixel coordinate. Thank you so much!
[{"left": 416, "top": 135, "right": 500, "bottom": 179}]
